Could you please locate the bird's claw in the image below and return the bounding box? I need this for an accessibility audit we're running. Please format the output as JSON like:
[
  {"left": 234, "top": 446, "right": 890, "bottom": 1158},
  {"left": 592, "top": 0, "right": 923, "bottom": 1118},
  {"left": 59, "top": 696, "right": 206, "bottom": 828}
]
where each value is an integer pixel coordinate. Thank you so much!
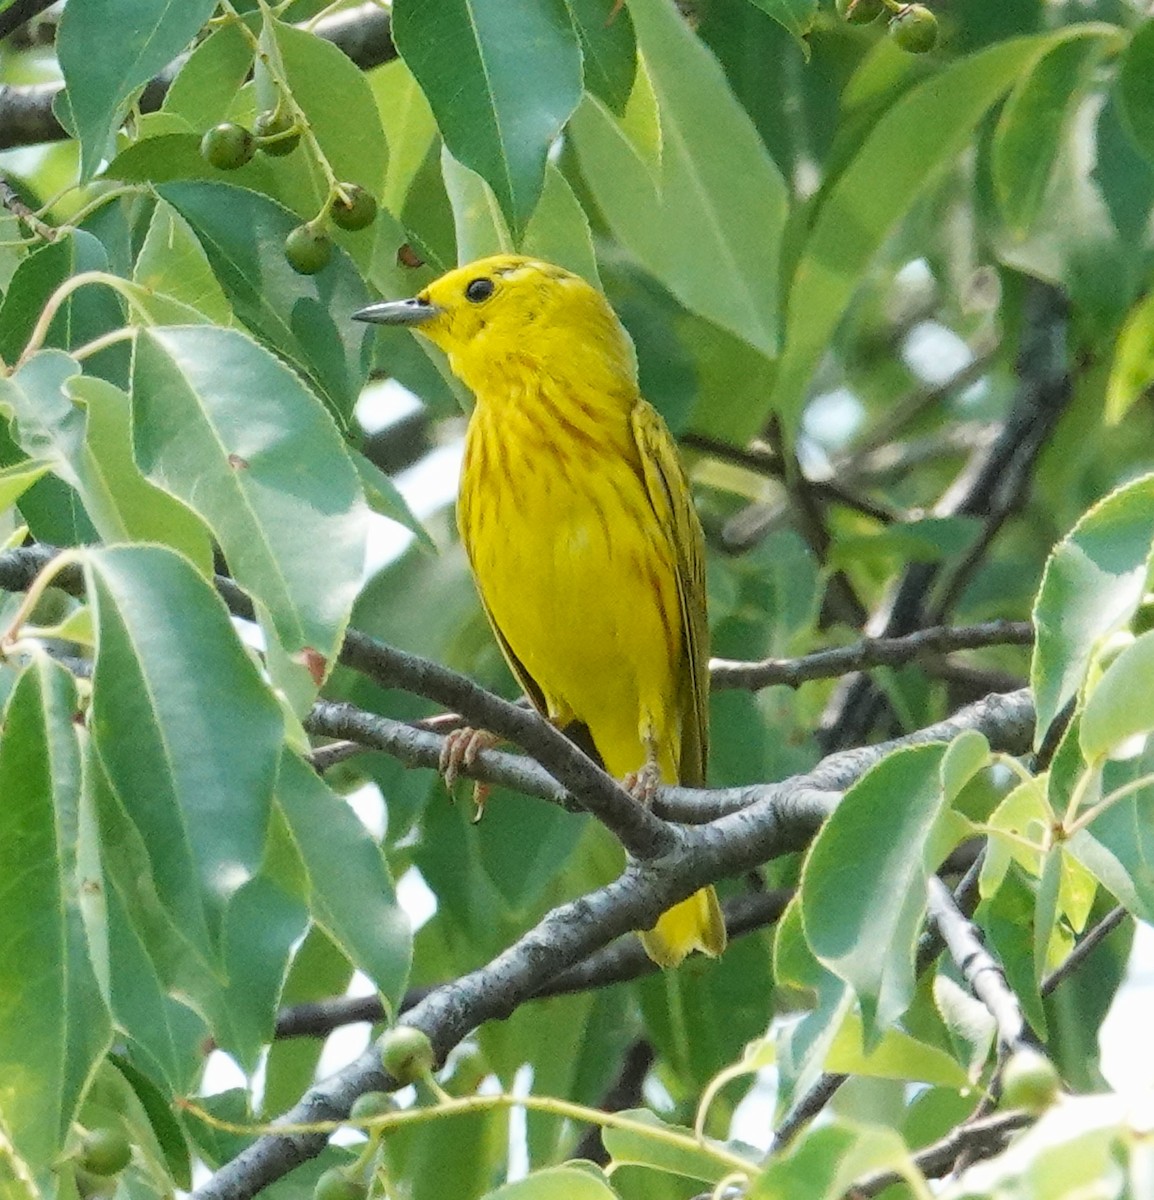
[
  {"left": 624, "top": 760, "right": 661, "bottom": 806},
  {"left": 439, "top": 727, "right": 500, "bottom": 820}
]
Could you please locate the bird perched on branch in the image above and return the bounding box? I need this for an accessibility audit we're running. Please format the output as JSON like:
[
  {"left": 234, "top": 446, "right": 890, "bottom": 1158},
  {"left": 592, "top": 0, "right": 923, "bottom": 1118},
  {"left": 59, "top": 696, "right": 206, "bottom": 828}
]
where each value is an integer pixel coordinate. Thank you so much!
[{"left": 354, "top": 255, "right": 725, "bottom": 968}]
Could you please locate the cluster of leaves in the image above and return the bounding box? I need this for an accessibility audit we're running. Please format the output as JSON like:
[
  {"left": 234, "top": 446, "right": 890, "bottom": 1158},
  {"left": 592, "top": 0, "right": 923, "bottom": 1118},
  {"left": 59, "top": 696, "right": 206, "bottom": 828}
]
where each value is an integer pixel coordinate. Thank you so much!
[{"left": 1, "top": 0, "right": 1154, "bottom": 1198}]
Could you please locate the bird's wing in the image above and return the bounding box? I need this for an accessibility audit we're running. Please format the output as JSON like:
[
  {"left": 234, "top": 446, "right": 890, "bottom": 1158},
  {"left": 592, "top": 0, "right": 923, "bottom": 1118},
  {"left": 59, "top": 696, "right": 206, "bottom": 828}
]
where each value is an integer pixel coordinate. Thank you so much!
[{"left": 630, "top": 400, "right": 710, "bottom": 786}]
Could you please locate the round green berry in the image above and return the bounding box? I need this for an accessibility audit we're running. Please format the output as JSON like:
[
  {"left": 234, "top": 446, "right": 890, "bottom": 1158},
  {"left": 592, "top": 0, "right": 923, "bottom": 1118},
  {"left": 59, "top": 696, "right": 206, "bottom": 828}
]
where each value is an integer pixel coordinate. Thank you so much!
[
  {"left": 253, "top": 108, "right": 301, "bottom": 157},
  {"left": 1001, "top": 1048, "right": 1060, "bottom": 1113},
  {"left": 349, "top": 1091, "right": 394, "bottom": 1122},
  {"left": 284, "top": 224, "right": 333, "bottom": 275},
  {"left": 836, "top": 0, "right": 884, "bottom": 24},
  {"left": 200, "top": 122, "right": 255, "bottom": 170},
  {"left": 889, "top": 4, "right": 939, "bottom": 52},
  {"left": 77, "top": 1128, "right": 132, "bottom": 1177},
  {"left": 314, "top": 1167, "right": 367, "bottom": 1200},
  {"left": 330, "top": 184, "right": 378, "bottom": 232},
  {"left": 379, "top": 1025, "right": 436, "bottom": 1085}
]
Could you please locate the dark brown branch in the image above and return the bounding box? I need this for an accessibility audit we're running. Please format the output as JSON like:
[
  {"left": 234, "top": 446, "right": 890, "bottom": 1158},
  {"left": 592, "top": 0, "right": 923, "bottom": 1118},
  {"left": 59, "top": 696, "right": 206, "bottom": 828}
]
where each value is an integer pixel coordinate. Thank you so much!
[{"left": 0, "top": 0, "right": 56, "bottom": 42}]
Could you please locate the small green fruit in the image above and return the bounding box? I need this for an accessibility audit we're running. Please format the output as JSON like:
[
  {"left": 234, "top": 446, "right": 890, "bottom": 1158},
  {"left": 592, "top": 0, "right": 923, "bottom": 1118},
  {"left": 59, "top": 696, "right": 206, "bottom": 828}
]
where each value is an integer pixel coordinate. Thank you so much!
[
  {"left": 330, "top": 184, "right": 378, "bottom": 232},
  {"left": 1001, "top": 1048, "right": 1060, "bottom": 1113},
  {"left": 836, "top": 0, "right": 884, "bottom": 24},
  {"left": 314, "top": 1167, "right": 367, "bottom": 1200},
  {"left": 254, "top": 108, "right": 301, "bottom": 157},
  {"left": 380, "top": 1025, "right": 436, "bottom": 1085},
  {"left": 284, "top": 224, "right": 333, "bottom": 275},
  {"left": 889, "top": 4, "right": 939, "bottom": 52},
  {"left": 349, "top": 1091, "right": 395, "bottom": 1122},
  {"left": 200, "top": 122, "right": 255, "bottom": 170},
  {"left": 77, "top": 1128, "right": 132, "bottom": 1177}
]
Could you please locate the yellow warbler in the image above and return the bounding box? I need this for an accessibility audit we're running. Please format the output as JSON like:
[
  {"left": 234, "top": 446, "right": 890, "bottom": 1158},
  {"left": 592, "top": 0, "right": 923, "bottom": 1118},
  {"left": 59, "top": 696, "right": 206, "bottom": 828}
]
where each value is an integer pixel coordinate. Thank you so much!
[{"left": 354, "top": 255, "right": 725, "bottom": 968}]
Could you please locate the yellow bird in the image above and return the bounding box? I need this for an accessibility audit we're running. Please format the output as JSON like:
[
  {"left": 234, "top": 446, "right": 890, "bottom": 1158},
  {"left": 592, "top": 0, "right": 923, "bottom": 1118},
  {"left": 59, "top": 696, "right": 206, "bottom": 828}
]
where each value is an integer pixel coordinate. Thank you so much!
[{"left": 354, "top": 255, "right": 726, "bottom": 968}]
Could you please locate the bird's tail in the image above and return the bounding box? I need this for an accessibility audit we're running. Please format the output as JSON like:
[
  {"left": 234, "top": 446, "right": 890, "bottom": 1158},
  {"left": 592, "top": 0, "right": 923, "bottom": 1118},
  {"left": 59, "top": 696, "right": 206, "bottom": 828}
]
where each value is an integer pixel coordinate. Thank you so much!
[{"left": 639, "top": 886, "right": 727, "bottom": 968}]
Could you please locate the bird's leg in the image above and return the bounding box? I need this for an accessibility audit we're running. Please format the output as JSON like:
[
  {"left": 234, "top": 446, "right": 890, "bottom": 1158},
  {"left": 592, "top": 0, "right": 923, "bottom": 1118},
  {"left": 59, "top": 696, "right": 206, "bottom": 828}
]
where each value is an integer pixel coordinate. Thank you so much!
[
  {"left": 439, "top": 726, "right": 501, "bottom": 822},
  {"left": 624, "top": 728, "right": 662, "bottom": 806}
]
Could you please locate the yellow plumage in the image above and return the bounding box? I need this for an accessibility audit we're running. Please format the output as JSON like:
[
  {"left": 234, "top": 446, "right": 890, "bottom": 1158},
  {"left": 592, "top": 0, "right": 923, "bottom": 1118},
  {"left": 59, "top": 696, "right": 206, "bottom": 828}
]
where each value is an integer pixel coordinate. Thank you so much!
[{"left": 358, "top": 254, "right": 725, "bottom": 968}]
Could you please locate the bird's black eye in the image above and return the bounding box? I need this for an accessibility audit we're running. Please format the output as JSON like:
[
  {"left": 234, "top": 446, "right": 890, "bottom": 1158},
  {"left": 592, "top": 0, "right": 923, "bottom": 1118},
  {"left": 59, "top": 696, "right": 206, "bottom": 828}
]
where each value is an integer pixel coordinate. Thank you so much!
[{"left": 465, "top": 277, "right": 494, "bottom": 303}]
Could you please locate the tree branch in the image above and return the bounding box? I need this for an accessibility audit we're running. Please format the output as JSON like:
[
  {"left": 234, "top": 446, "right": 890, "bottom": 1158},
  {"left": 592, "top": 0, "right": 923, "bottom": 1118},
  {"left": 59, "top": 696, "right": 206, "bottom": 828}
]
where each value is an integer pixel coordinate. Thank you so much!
[
  {"left": 709, "top": 620, "right": 1032, "bottom": 692},
  {"left": 0, "top": 3, "right": 395, "bottom": 151},
  {"left": 0, "top": 0, "right": 56, "bottom": 43}
]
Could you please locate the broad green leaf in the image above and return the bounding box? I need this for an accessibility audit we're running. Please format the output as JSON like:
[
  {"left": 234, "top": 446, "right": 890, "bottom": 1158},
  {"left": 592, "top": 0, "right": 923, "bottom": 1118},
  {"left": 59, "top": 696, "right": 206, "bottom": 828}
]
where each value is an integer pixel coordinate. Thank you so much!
[
  {"left": 275, "top": 752, "right": 412, "bottom": 1013},
  {"left": 134, "top": 200, "right": 234, "bottom": 326},
  {"left": 1031, "top": 472, "right": 1154, "bottom": 746},
  {"left": 216, "top": 873, "right": 308, "bottom": 1071},
  {"left": 523, "top": 164, "right": 601, "bottom": 287},
  {"left": 748, "top": 1122, "right": 916, "bottom": 1200},
  {"left": 1105, "top": 289, "right": 1154, "bottom": 425},
  {"left": 109, "top": 1054, "right": 193, "bottom": 1191},
  {"left": 393, "top": 0, "right": 583, "bottom": 236},
  {"left": 353, "top": 450, "right": 435, "bottom": 550},
  {"left": 5, "top": 352, "right": 214, "bottom": 572},
  {"left": 442, "top": 147, "right": 513, "bottom": 263},
  {"left": 0, "top": 458, "right": 51, "bottom": 513},
  {"left": 992, "top": 27, "right": 1119, "bottom": 236},
  {"left": 572, "top": 0, "right": 786, "bottom": 355},
  {"left": 1117, "top": 18, "right": 1154, "bottom": 164},
  {"left": 57, "top": 0, "right": 217, "bottom": 178},
  {"left": 157, "top": 180, "right": 373, "bottom": 419},
  {"left": 825, "top": 1013, "right": 968, "bottom": 1088},
  {"left": 1081, "top": 629, "right": 1154, "bottom": 759},
  {"left": 371, "top": 59, "right": 439, "bottom": 216},
  {"left": 0, "top": 231, "right": 123, "bottom": 364},
  {"left": 266, "top": 18, "right": 389, "bottom": 213},
  {"left": 801, "top": 743, "right": 968, "bottom": 1038},
  {"left": 772, "top": 36, "right": 1049, "bottom": 429},
  {"left": 562, "top": 0, "right": 637, "bottom": 113},
  {"left": 87, "top": 545, "right": 283, "bottom": 948},
  {"left": 0, "top": 660, "right": 110, "bottom": 1175},
  {"left": 602, "top": 1110, "right": 743, "bottom": 1183},
  {"left": 481, "top": 1166, "right": 617, "bottom": 1199},
  {"left": 132, "top": 325, "right": 368, "bottom": 662},
  {"left": 161, "top": 21, "right": 254, "bottom": 130},
  {"left": 745, "top": 0, "right": 818, "bottom": 50}
]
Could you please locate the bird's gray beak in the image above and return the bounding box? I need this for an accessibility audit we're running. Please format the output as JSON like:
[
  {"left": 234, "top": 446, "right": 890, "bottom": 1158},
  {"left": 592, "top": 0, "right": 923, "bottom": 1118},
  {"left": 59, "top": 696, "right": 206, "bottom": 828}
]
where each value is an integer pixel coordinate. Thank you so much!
[{"left": 352, "top": 297, "right": 440, "bottom": 326}]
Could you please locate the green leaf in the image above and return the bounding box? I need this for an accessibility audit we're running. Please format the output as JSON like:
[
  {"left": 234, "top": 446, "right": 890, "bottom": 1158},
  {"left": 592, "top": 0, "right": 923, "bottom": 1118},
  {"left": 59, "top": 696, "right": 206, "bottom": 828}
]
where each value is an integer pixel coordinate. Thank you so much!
[
  {"left": 161, "top": 21, "right": 254, "bottom": 130},
  {"left": 108, "top": 1054, "right": 193, "bottom": 1191},
  {"left": 157, "top": 180, "right": 373, "bottom": 419},
  {"left": 572, "top": 0, "right": 787, "bottom": 356},
  {"left": 393, "top": 0, "right": 583, "bottom": 236},
  {"left": 1031, "top": 472, "right": 1154, "bottom": 747},
  {"left": 134, "top": 200, "right": 234, "bottom": 326},
  {"left": 5, "top": 352, "right": 214, "bottom": 573},
  {"left": 801, "top": 743, "right": 967, "bottom": 1038},
  {"left": 132, "top": 325, "right": 367, "bottom": 661},
  {"left": 744, "top": 0, "right": 818, "bottom": 51},
  {"left": 748, "top": 1122, "right": 915, "bottom": 1200},
  {"left": 480, "top": 1166, "right": 618, "bottom": 1199},
  {"left": 371, "top": 59, "right": 439, "bottom": 217},
  {"left": 57, "top": 0, "right": 217, "bottom": 179},
  {"left": 562, "top": 0, "right": 637, "bottom": 113},
  {"left": 824, "top": 1011, "right": 969, "bottom": 1087},
  {"left": 267, "top": 18, "right": 389, "bottom": 209},
  {"left": 0, "top": 457, "right": 51, "bottom": 514},
  {"left": 771, "top": 36, "right": 1050, "bottom": 429},
  {"left": 1081, "top": 630, "right": 1154, "bottom": 759},
  {"left": 1117, "top": 18, "right": 1154, "bottom": 165},
  {"left": 0, "top": 659, "right": 111, "bottom": 1175},
  {"left": 992, "top": 26, "right": 1120, "bottom": 236},
  {"left": 441, "top": 146, "right": 513, "bottom": 263},
  {"left": 353, "top": 450, "right": 435, "bottom": 550},
  {"left": 523, "top": 165, "right": 601, "bottom": 287},
  {"left": 1105, "top": 290, "right": 1154, "bottom": 426},
  {"left": 275, "top": 752, "right": 412, "bottom": 1014},
  {"left": 87, "top": 545, "right": 283, "bottom": 948},
  {"left": 603, "top": 1110, "right": 742, "bottom": 1184}
]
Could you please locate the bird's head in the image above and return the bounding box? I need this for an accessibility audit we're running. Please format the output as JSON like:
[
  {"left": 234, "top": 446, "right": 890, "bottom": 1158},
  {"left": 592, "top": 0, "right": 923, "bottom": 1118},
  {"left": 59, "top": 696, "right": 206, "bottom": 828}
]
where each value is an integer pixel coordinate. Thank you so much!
[{"left": 353, "top": 255, "right": 637, "bottom": 396}]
